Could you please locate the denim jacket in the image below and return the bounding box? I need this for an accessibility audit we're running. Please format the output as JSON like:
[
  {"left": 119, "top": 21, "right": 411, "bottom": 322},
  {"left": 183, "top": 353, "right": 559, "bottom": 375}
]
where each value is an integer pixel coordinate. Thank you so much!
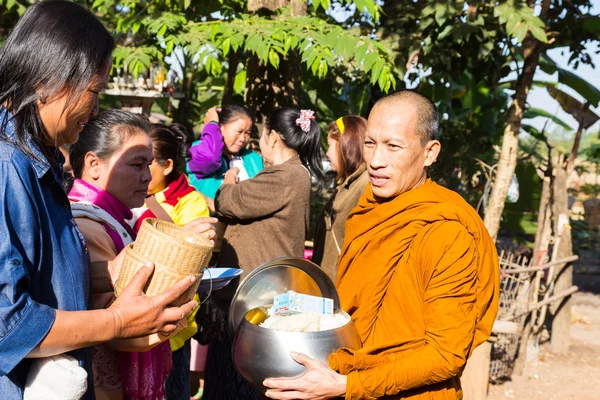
[{"left": 0, "top": 112, "right": 94, "bottom": 399}]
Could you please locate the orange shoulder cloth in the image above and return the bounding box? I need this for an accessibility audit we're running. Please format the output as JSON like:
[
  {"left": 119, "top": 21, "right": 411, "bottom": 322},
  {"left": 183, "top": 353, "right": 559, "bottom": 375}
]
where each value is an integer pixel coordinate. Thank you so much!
[{"left": 335, "top": 179, "right": 499, "bottom": 353}]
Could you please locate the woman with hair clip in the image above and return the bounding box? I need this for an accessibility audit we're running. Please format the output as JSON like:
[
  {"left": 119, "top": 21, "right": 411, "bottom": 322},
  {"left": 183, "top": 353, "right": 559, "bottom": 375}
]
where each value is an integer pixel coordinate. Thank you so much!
[
  {"left": 200, "top": 108, "right": 324, "bottom": 400},
  {"left": 0, "top": 2, "right": 196, "bottom": 398},
  {"left": 186, "top": 105, "right": 263, "bottom": 203},
  {"left": 312, "top": 115, "right": 369, "bottom": 281}
]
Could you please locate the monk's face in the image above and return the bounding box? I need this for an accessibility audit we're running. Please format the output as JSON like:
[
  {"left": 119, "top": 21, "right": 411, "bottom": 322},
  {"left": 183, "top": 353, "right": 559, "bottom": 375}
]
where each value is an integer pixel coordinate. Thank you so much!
[{"left": 364, "top": 101, "right": 440, "bottom": 200}]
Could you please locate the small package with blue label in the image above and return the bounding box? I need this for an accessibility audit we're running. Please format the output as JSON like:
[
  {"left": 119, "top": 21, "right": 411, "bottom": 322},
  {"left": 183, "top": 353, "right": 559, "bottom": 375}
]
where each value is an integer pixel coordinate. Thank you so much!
[{"left": 273, "top": 290, "right": 334, "bottom": 315}]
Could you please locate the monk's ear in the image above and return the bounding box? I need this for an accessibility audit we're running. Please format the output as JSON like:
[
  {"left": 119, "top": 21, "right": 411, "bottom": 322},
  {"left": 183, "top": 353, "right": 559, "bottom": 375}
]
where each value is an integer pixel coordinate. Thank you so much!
[{"left": 423, "top": 140, "right": 441, "bottom": 167}]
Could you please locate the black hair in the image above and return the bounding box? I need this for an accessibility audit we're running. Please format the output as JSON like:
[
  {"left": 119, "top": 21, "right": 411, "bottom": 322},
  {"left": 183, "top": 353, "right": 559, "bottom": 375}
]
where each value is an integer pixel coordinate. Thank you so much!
[
  {"left": 148, "top": 123, "right": 188, "bottom": 183},
  {"left": 0, "top": 0, "right": 114, "bottom": 165},
  {"left": 171, "top": 122, "right": 195, "bottom": 154},
  {"left": 217, "top": 105, "right": 253, "bottom": 126},
  {"left": 70, "top": 110, "right": 150, "bottom": 178},
  {"left": 377, "top": 89, "right": 439, "bottom": 145},
  {"left": 265, "top": 108, "right": 324, "bottom": 184}
]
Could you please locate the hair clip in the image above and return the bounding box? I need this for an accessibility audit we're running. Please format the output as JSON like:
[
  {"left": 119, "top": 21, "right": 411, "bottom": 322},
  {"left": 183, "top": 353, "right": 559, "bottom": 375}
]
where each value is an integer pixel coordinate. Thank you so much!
[
  {"left": 335, "top": 117, "right": 345, "bottom": 134},
  {"left": 296, "top": 109, "right": 316, "bottom": 133}
]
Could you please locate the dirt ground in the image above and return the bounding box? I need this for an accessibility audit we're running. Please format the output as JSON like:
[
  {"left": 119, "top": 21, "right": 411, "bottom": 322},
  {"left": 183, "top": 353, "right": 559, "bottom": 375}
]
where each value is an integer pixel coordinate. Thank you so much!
[{"left": 488, "top": 274, "right": 600, "bottom": 400}]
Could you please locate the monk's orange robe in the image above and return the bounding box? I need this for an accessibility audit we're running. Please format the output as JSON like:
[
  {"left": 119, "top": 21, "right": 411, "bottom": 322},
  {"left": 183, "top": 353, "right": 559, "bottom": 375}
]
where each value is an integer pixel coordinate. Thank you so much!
[{"left": 328, "top": 180, "right": 499, "bottom": 400}]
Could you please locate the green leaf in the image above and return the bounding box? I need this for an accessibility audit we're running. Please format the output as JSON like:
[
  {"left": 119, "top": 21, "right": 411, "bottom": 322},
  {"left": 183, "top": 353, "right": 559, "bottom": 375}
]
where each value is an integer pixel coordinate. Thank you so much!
[
  {"left": 363, "top": 51, "right": 378, "bottom": 72},
  {"left": 157, "top": 25, "right": 168, "bottom": 37},
  {"left": 438, "top": 25, "right": 454, "bottom": 41},
  {"left": 165, "top": 40, "right": 175, "bottom": 55},
  {"left": 233, "top": 70, "right": 246, "bottom": 95},
  {"left": 284, "top": 37, "right": 293, "bottom": 54},
  {"left": 390, "top": 73, "right": 397, "bottom": 90},
  {"left": 557, "top": 68, "right": 600, "bottom": 107},
  {"left": 211, "top": 24, "right": 220, "bottom": 41},
  {"left": 318, "top": 60, "right": 328, "bottom": 79},
  {"left": 306, "top": 47, "right": 319, "bottom": 70},
  {"left": 355, "top": 43, "right": 369, "bottom": 64},
  {"left": 132, "top": 21, "right": 141, "bottom": 34},
  {"left": 505, "top": 12, "right": 521, "bottom": 36},
  {"left": 222, "top": 38, "right": 231, "bottom": 56},
  {"left": 513, "top": 23, "right": 528, "bottom": 43},
  {"left": 184, "top": 0, "right": 191, "bottom": 9},
  {"left": 371, "top": 59, "right": 385, "bottom": 84},
  {"left": 524, "top": 107, "right": 573, "bottom": 130},
  {"left": 378, "top": 66, "right": 389, "bottom": 91},
  {"left": 435, "top": 3, "right": 449, "bottom": 26},
  {"left": 582, "top": 16, "right": 600, "bottom": 34},
  {"left": 311, "top": 54, "right": 322, "bottom": 75},
  {"left": 354, "top": 0, "right": 366, "bottom": 14},
  {"left": 528, "top": 24, "right": 548, "bottom": 43},
  {"left": 5, "top": 0, "right": 16, "bottom": 10},
  {"left": 269, "top": 49, "right": 280, "bottom": 69}
]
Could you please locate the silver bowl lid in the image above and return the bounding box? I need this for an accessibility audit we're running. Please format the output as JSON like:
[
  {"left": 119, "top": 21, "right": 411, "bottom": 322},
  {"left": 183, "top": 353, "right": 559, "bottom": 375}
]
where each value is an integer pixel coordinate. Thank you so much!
[{"left": 228, "top": 257, "right": 340, "bottom": 335}]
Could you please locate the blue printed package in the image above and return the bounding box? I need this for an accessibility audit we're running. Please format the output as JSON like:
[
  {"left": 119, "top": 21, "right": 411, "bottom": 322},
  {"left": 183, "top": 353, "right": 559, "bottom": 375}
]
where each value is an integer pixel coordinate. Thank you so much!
[{"left": 273, "top": 290, "right": 334, "bottom": 315}]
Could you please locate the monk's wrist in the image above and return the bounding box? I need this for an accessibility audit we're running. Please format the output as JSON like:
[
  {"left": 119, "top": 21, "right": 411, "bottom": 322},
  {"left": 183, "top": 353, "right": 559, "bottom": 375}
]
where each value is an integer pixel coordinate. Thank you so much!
[{"left": 334, "top": 373, "right": 348, "bottom": 398}]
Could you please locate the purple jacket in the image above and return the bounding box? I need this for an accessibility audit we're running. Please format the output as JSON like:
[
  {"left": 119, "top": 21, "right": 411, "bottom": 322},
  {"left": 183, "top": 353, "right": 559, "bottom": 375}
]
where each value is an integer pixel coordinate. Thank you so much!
[{"left": 187, "top": 122, "right": 224, "bottom": 178}]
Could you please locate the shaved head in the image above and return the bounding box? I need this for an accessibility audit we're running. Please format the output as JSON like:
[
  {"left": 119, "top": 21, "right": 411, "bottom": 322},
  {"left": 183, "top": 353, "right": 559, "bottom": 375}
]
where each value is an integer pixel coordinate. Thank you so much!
[{"left": 374, "top": 90, "right": 439, "bottom": 146}]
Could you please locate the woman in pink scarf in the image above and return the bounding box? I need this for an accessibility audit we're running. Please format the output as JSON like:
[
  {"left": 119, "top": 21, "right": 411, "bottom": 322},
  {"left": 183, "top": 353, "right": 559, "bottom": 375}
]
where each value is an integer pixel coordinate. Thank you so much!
[{"left": 68, "top": 109, "right": 174, "bottom": 400}]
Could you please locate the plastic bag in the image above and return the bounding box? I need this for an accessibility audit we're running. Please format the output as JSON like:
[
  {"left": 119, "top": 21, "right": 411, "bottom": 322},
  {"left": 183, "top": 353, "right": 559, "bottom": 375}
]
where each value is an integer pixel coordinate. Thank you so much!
[{"left": 506, "top": 173, "right": 520, "bottom": 203}]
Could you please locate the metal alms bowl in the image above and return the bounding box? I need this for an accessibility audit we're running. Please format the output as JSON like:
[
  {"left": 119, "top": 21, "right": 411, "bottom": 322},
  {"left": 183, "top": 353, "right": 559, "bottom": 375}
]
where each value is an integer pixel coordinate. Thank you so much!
[
  {"left": 228, "top": 257, "right": 362, "bottom": 393},
  {"left": 232, "top": 307, "right": 361, "bottom": 393}
]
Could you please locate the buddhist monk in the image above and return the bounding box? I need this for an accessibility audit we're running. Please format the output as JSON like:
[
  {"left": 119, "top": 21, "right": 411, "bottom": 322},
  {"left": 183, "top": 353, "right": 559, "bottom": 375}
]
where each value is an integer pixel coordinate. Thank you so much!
[{"left": 263, "top": 90, "right": 500, "bottom": 399}]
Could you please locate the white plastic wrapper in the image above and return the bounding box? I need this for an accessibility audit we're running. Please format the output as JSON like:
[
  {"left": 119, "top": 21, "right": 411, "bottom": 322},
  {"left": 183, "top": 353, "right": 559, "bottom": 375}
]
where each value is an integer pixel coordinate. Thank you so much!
[{"left": 260, "top": 309, "right": 349, "bottom": 332}]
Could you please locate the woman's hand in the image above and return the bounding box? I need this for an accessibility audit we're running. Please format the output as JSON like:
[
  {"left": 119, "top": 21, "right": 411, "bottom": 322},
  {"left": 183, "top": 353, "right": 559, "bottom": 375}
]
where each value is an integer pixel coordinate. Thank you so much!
[
  {"left": 204, "top": 106, "right": 220, "bottom": 126},
  {"left": 107, "top": 263, "right": 198, "bottom": 339},
  {"left": 185, "top": 217, "right": 218, "bottom": 245},
  {"left": 107, "top": 248, "right": 127, "bottom": 286},
  {"left": 222, "top": 167, "right": 239, "bottom": 185},
  {"left": 263, "top": 352, "right": 347, "bottom": 400}
]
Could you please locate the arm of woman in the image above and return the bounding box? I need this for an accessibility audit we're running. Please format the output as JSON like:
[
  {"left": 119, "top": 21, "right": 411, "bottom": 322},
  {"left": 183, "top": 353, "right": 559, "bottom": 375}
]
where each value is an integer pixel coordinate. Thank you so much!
[
  {"left": 27, "top": 265, "right": 197, "bottom": 358},
  {"left": 107, "top": 322, "right": 187, "bottom": 352},
  {"left": 187, "top": 122, "right": 224, "bottom": 178},
  {"left": 215, "top": 167, "right": 286, "bottom": 220},
  {"left": 0, "top": 157, "right": 197, "bottom": 372}
]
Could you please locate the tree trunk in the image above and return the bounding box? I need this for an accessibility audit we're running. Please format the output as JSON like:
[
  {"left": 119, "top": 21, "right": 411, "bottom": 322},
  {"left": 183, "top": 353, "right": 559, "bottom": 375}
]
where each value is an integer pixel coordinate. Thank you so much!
[
  {"left": 483, "top": 37, "right": 543, "bottom": 241},
  {"left": 248, "top": 0, "right": 306, "bottom": 15},
  {"left": 222, "top": 51, "right": 240, "bottom": 106},
  {"left": 245, "top": 0, "right": 306, "bottom": 130},
  {"left": 566, "top": 112, "right": 586, "bottom": 174},
  {"left": 548, "top": 117, "right": 585, "bottom": 354},
  {"left": 533, "top": 152, "right": 554, "bottom": 266},
  {"left": 549, "top": 165, "right": 574, "bottom": 354},
  {"left": 461, "top": 342, "right": 492, "bottom": 400}
]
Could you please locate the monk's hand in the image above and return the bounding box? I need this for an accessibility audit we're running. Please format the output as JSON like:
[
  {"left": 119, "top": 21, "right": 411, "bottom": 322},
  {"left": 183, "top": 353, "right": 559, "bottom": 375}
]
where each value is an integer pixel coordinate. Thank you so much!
[
  {"left": 107, "top": 263, "right": 198, "bottom": 339},
  {"left": 185, "top": 217, "right": 218, "bottom": 246},
  {"left": 263, "top": 352, "right": 347, "bottom": 400}
]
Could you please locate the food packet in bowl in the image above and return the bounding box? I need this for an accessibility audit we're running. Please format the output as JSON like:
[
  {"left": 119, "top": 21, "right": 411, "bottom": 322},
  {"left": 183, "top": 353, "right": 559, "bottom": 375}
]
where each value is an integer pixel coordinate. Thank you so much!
[{"left": 273, "top": 290, "right": 334, "bottom": 316}]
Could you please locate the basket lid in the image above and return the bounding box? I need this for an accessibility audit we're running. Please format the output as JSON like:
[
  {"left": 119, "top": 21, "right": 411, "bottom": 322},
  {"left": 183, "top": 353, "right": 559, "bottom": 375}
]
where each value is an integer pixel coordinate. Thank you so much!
[{"left": 228, "top": 257, "right": 340, "bottom": 335}]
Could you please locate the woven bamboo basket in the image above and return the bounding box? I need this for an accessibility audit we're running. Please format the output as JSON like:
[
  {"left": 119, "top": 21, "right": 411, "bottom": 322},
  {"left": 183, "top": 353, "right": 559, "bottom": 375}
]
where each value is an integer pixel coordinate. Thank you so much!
[
  {"left": 134, "top": 218, "right": 213, "bottom": 266},
  {"left": 114, "top": 219, "right": 213, "bottom": 305}
]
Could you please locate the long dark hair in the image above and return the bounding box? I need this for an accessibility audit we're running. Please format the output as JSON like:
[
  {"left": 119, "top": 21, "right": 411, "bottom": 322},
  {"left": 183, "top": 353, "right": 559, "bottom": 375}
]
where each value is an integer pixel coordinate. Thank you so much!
[
  {"left": 217, "top": 105, "right": 252, "bottom": 126},
  {"left": 0, "top": 0, "right": 114, "bottom": 165},
  {"left": 70, "top": 110, "right": 150, "bottom": 179},
  {"left": 148, "top": 123, "right": 189, "bottom": 184},
  {"left": 328, "top": 115, "right": 367, "bottom": 181},
  {"left": 266, "top": 108, "right": 324, "bottom": 184}
]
